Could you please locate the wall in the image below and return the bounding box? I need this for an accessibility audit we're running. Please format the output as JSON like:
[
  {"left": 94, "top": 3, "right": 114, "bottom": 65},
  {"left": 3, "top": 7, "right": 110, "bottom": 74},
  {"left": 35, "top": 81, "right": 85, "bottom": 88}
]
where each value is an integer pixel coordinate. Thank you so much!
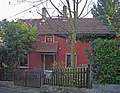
[
  {"left": 28, "top": 36, "right": 90, "bottom": 70},
  {"left": 55, "top": 36, "right": 90, "bottom": 67}
]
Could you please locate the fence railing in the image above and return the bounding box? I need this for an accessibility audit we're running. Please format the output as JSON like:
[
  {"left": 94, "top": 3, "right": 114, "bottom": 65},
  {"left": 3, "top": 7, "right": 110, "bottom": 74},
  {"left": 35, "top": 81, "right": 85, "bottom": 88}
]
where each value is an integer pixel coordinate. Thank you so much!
[
  {"left": 2, "top": 66, "right": 90, "bottom": 88},
  {"left": 44, "top": 67, "right": 90, "bottom": 88},
  {"left": 2, "top": 70, "right": 43, "bottom": 88},
  {"left": 13, "top": 70, "right": 42, "bottom": 87}
]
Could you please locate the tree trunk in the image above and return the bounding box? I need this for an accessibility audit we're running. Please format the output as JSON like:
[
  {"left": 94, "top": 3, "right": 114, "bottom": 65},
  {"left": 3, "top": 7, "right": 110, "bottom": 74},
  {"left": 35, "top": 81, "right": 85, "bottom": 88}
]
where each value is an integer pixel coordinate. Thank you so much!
[{"left": 71, "top": 31, "right": 76, "bottom": 68}]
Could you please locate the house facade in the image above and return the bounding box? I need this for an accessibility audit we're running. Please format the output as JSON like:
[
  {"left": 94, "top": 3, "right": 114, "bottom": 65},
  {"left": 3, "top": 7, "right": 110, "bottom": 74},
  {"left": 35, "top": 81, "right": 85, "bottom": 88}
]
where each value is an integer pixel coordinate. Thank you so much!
[
  {"left": 20, "top": 18, "right": 115, "bottom": 70},
  {"left": 28, "top": 35, "right": 90, "bottom": 70}
]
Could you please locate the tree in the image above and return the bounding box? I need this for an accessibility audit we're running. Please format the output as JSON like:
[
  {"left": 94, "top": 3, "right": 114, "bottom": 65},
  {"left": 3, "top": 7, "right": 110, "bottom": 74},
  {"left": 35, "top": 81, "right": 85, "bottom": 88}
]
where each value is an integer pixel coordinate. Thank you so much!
[
  {"left": 48, "top": 0, "right": 94, "bottom": 67},
  {"left": 0, "top": 20, "right": 39, "bottom": 70},
  {"left": 112, "top": 7, "right": 120, "bottom": 36},
  {"left": 91, "top": 0, "right": 120, "bottom": 36},
  {"left": 18, "top": 0, "right": 93, "bottom": 68}
]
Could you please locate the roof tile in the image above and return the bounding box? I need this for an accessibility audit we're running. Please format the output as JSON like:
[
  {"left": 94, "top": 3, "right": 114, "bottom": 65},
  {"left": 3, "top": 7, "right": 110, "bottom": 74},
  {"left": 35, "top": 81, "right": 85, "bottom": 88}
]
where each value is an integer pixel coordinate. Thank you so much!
[{"left": 21, "top": 18, "right": 115, "bottom": 35}]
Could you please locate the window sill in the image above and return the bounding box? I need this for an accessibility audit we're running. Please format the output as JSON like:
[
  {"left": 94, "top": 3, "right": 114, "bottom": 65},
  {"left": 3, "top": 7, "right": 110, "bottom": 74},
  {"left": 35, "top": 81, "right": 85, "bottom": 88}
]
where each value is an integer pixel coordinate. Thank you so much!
[
  {"left": 46, "top": 42, "right": 53, "bottom": 44},
  {"left": 20, "top": 66, "right": 29, "bottom": 68}
]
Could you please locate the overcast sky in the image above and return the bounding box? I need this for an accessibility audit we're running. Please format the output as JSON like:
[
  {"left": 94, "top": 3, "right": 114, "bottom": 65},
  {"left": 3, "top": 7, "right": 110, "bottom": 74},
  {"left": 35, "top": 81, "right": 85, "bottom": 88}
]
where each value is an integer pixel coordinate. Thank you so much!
[{"left": 0, "top": 0, "right": 97, "bottom": 21}]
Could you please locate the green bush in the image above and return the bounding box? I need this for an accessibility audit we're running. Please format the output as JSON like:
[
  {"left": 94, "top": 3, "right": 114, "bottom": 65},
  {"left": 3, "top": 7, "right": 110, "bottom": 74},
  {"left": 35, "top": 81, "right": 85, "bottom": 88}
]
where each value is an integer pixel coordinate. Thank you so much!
[{"left": 87, "top": 38, "right": 120, "bottom": 84}]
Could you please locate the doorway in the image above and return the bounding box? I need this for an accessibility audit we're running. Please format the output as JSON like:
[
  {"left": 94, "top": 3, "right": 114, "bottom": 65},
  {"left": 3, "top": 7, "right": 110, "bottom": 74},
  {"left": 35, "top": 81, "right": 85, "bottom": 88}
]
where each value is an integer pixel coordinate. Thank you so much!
[{"left": 41, "top": 54, "right": 55, "bottom": 69}]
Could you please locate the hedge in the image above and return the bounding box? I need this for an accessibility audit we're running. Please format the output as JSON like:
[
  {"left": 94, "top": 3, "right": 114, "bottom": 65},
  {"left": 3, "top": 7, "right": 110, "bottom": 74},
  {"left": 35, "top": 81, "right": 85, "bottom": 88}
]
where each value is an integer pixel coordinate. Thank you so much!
[{"left": 87, "top": 38, "right": 120, "bottom": 84}]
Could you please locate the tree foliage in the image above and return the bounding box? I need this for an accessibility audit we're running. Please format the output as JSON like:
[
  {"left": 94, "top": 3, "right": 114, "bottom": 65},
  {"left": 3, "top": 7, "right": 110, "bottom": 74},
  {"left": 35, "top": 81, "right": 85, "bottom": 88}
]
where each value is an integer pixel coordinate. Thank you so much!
[
  {"left": 91, "top": 0, "right": 120, "bottom": 36},
  {"left": 86, "top": 38, "right": 120, "bottom": 84},
  {"left": 0, "top": 20, "right": 39, "bottom": 70}
]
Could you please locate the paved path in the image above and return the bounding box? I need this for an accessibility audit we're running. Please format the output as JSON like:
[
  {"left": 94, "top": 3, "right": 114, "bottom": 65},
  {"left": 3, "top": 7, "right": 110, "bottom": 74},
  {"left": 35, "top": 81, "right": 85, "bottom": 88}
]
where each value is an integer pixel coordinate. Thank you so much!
[
  {"left": 0, "top": 86, "right": 43, "bottom": 93},
  {"left": 0, "top": 87, "right": 23, "bottom": 93}
]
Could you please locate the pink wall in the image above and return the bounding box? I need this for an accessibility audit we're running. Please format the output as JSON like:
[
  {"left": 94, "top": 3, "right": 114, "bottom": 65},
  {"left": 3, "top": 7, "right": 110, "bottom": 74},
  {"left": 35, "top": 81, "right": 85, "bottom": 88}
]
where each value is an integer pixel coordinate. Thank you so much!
[
  {"left": 28, "top": 36, "right": 90, "bottom": 70},
  {"left": 29, "top": 52, "right": 42, "bottom": 70}
]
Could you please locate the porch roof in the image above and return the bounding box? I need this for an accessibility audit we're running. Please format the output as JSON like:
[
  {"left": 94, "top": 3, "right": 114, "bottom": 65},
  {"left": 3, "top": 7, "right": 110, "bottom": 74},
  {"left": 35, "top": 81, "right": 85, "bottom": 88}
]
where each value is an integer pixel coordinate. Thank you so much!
[{"left": 36, "top": 43, "right": 58, "bottom": 53}]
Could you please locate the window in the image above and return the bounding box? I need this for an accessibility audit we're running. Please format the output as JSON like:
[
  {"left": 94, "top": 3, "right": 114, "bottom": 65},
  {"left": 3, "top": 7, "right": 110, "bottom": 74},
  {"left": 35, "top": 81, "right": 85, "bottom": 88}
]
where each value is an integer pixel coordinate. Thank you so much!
[
  {"left": 46, "top": 36, "right": 53, "bottom": 43},
  {"left": 66, "top": 54, "right": 71, "bottom": 67},
  {"left": 20, "top": 55, "right": 28, "bottom": 68},
  {"left": 66, "top": 53, "right": 76, "bottom": 67}
]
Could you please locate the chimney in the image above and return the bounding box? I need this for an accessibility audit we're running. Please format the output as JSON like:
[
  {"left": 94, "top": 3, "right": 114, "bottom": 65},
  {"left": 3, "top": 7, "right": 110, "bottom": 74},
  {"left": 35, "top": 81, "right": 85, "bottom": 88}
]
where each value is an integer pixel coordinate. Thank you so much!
[
  {"left": 63, "top": 5, "right": 67, "bottom": 17},
  {"left": 42, "top": 7, "right": 46, "bottom": 19}
]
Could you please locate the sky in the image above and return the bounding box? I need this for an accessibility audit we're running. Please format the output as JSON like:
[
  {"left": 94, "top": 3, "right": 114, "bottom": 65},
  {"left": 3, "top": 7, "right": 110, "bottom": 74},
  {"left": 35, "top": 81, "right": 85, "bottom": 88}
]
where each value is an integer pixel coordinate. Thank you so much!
[{"left": 0, "top": 0, "right": 97, "bottom": 21}]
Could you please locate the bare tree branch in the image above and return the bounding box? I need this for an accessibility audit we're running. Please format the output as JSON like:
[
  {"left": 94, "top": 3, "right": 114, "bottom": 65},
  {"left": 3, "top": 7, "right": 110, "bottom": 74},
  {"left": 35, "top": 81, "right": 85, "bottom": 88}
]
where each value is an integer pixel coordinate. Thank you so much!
[
  {"left": 87, "top": 0, "right": 93, "bottom": 12},
  {"left": 78, "top": 0, "right": 82, "bottom": 4},
  {"left": 66, "top": 0, "right": 73, "bottom": 19},
  {"left": 81, "top": 9, "right": 91, "bottom": 18},
  {"left": 73, "top": 0, "right": 76, "bottom": 19},
  {"left": 49, "top": 0, "right": 63, "bottom": 15},
  {"left": 9, "top": 1, "right": 47, "bottom": 19},
  {"left": 45, "top": 9, "right": 52, "bottom": 18},
  {"left": 80, "top": 0, "right": 93, "bottom": 18},
  {"left": 73, "top": 0, "right": 78, "bottom": 28},
  {"left": 60, "top": 0, "right": 66, "bottom": 6},
  {"left": 51, "top": 3, "right": 62, "bottom": 17},
  {"left": 66, "top": 0, "right": 74, "bottom": 29},
  {"left": 37, "top": 11, "right": 42, "bottom": 16},
  {"left": 75, "top": 0, "right": 79, "bottom": 24},
  {"left": 78, "top": 0, "right": 88, "bottom": 17}
]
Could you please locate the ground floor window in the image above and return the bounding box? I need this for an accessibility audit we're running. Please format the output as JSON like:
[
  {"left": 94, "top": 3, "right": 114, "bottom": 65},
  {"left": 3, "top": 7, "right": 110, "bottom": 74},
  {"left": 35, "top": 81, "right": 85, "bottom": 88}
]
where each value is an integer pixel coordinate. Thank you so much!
[
  {"left": 20, "top": 55, "right": 29, "bottom": 68},
  {"left": 66, "top": 53, "right": 76, "bottom": 67}
]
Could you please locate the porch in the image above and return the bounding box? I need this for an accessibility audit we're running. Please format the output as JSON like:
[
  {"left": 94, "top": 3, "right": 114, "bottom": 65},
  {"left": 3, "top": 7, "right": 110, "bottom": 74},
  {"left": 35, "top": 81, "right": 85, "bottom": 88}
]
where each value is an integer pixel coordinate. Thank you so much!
[{"left": 36, "top": 42, "right": 58, "bottom": 70}]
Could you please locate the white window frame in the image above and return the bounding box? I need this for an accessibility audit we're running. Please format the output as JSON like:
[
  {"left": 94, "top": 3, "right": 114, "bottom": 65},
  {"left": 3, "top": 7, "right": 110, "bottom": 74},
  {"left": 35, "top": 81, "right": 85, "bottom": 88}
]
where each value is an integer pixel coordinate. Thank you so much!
[
  {"left": 66, "top": 53, "right": 77, "bottom": 67},
  {"left": 20, "top": 55, "right": 29, "bottom": 68},
  {"left": 45, "top": 35, "right": 54, "bottom": 43}
]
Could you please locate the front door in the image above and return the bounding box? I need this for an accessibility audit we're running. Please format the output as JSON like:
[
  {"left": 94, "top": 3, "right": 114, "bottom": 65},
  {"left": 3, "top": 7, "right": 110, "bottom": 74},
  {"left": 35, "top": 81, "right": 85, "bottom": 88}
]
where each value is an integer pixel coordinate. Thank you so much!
[
  {"left": 45, "top": 55, "right": 54, "bottom": 69},
  {"left": 41, "top": 54, "right": 55, "bottom": 69}
]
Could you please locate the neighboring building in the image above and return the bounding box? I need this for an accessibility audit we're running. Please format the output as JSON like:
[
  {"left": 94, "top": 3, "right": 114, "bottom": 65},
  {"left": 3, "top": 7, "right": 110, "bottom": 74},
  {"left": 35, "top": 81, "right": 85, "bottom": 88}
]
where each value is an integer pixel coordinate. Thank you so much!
[{"left": 20, "top": 17, "right": 115, "bottom": 70}]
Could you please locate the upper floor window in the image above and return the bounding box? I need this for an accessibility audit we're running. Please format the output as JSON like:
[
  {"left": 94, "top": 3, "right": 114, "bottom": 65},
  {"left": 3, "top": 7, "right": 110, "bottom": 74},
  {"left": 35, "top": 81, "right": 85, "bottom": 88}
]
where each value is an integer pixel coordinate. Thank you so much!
[{"left": 46, "top": 36, "right": 53, "bottom": 43}]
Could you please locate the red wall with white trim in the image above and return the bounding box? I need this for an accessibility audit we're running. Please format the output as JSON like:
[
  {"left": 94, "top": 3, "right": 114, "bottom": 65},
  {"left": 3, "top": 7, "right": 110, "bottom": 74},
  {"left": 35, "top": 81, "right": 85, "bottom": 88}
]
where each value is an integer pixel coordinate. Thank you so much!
[{"left": 27, "top": 36, "right": 90, "bottom": 70}]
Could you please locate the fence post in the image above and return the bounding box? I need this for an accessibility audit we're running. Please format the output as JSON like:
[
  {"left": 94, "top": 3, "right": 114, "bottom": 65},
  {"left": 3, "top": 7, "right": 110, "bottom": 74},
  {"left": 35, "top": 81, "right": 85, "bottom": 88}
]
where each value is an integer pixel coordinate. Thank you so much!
[
  {"left": 89, "top": 64, "right": 92, "bottom": 88},
  {"left": 40, "top": 68, "right": 44, "bottom": 87},
  {"left": 87, "top": 64, "right": 92, "bottom": 89},
  {"left": 0, "top": 69, "right": 4, "bottom": 80},
  {"left": 12, "top": 70, "right": 14, "bottom": 82},
  {"left": 24, "top": 71, "right": 27, "bottom": 86}
]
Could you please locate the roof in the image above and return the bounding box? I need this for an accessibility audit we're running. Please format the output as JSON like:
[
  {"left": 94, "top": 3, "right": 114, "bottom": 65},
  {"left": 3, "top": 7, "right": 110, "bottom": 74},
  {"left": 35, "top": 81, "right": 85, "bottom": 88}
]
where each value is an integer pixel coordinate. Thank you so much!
[
  {"left": 36, "top": 43, "right": 58, "bottom": 53},
  {"left": 21, "top": 18, "right": 115, "bottom": 35}
]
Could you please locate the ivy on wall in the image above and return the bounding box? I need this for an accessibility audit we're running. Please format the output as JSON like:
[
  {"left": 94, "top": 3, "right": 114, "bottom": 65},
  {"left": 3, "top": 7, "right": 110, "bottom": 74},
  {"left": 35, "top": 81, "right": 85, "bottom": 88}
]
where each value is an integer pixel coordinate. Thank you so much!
[{"left": 55, "top": 33, "right": 116, "bottom": 42}]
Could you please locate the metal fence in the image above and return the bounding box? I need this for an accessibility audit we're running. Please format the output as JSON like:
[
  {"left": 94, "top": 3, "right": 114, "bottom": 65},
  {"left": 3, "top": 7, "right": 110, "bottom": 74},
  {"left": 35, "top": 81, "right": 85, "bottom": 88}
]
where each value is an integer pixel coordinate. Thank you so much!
[{"left": 2, "top": 66, "right": 91, "bottom": 88}]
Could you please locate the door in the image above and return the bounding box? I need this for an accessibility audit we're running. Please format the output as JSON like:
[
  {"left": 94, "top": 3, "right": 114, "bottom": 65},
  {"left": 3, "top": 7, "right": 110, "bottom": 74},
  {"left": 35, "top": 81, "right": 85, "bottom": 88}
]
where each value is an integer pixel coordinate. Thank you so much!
[{"left": 45, "top": 55, "right": 54, "bottom": 69}]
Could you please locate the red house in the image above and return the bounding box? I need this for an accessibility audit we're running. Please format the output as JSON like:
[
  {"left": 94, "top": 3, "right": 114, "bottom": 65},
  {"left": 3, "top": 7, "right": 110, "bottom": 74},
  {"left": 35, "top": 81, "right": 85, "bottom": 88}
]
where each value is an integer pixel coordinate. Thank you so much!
[{"left": 20, "top": 17, "right": 115, "bottom": 70}]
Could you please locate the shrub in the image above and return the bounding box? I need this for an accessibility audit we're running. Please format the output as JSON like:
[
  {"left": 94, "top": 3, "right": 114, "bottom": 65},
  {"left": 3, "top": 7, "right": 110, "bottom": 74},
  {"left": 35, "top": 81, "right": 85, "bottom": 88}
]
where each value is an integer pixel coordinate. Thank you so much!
[{"left": 87, "top": 38, "right": 120, "bottom": 84}]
